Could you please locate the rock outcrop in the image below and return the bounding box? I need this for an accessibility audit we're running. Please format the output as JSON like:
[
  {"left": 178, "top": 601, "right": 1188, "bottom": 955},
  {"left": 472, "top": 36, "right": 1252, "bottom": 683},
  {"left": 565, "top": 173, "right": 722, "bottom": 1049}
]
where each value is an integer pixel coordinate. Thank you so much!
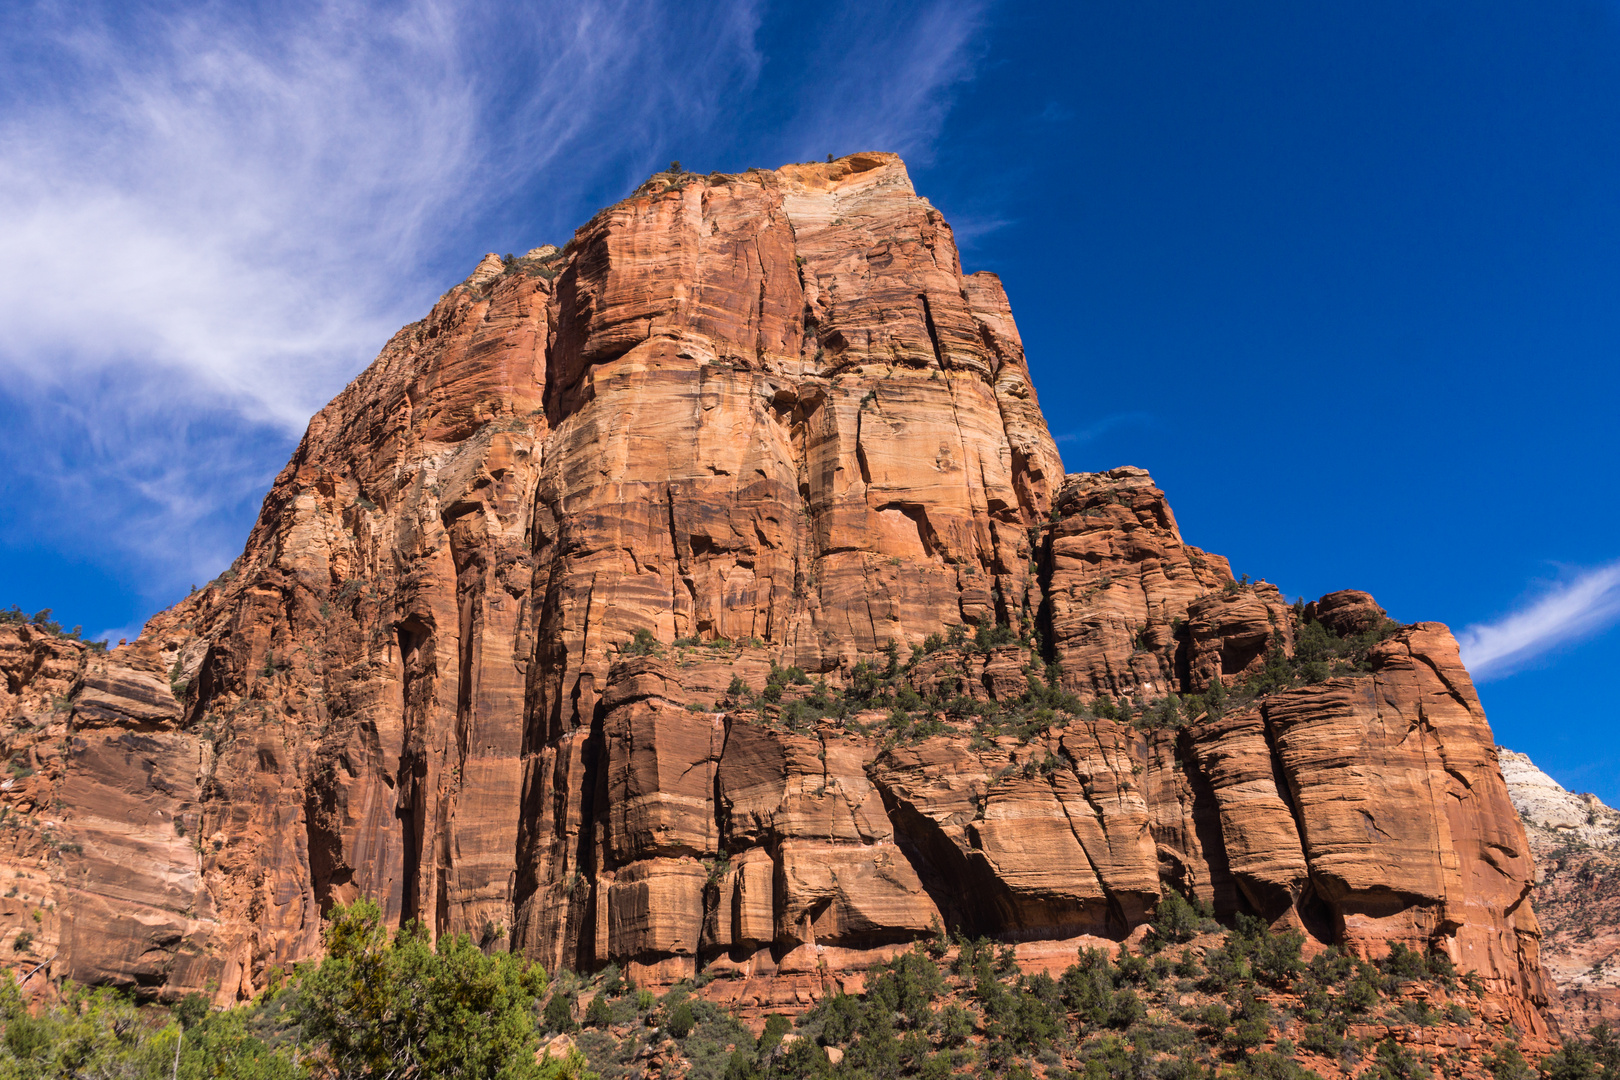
[
  {"left": 1500, "top": 749, "right": 1620, "bottom": 1033},
  {"left": 0, "top": 153, "right": 1549, "bottom": 1034}
]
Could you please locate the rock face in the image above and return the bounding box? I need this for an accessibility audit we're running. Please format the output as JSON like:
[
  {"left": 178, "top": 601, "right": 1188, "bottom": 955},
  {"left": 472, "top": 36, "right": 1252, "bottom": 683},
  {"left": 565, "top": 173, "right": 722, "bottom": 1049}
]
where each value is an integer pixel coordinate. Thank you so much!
[
  {"left": 0, "top": 153, "right": 1548, "bottom": 1033},
  {"left": 1500, "top": 749, "right": 1620, "bottom": 1033}
]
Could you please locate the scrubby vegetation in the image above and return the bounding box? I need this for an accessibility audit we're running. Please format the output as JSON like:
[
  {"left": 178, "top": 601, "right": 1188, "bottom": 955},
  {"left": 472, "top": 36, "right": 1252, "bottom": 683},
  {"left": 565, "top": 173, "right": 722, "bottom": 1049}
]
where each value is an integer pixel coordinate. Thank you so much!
[
  {"left": 0, "top": 894, "right": 1593, "bottom": 1080},
  {"left": 564, "top": 903, "right": 1562, "bottom": 1080},
  {"left": 717, "top": 625, "right": 1098, "bottom": 746},
  {"left": 0, "top": 606, "right": 107, "bottom": 651},
  {"left": 1224, "top": 603, "right": 1404, "bottom": 706},
  {"left": 0, "top": 899, "right": 592, "bottom": 1079},
  {"left": 611, "top": 595, "right": 1408, "bottom": 751}
]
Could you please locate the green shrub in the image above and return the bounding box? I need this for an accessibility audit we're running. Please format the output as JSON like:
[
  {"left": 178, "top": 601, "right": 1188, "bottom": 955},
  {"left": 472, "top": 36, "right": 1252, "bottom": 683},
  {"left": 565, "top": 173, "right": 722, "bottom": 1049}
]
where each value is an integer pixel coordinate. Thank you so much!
[
  {"left": 863, "top": 948, "right": 945, "bottom": 1029},
  {"left": 1484, "top": 1041, "right": 1534, "bottom": 1080},
  {"left": 0, "top": 606, "right": 107, "bottom": 649},
  {"left": 973, "top": 621, "right": 1018, "bottom": 652},
  {"left": 1590, "top": 1023, "right": 1620, "bottom": 1078},
  {"left": 777, "top": 1036, "right": 833, "bottom": 1077},
  {"left": 935, "top": 1003, "right": 974, "bottom": 1046},
  {"left": 622, "top": 628, "right": 661, "bottom": 656},
  {"left": 1109, "top": 987, "right": 1146, "bottom": 1029},
  {"left": 1197, "top": 1001, "right": 1230, "bottom": 1035},
  {"left": 1541, "top": 1038, "right": 1601, "bottom": 1080},
  {"left": 1135, "top": 693, "right": 1187, "bottom": 731},
  {"left": 989, "top": 979, "right": 1065, "bottom": 1053},
  {"left": 1237, "top": 1050, "right": 1325, "bottom": 1080},
  {"left": 1225, "top": 992, "right": 1271, "bottom": 1053},
  {"left": 0, "top": 976, "right": 301, "bottom": 1079},
  {"left": 1161, "top": 1048, "right": 1216, "bottom": 1080},
  {"left": 1151, "top": 890, "right": 1207, "bottom": 947},
  {"left": 1114, "top": 951, "right": 1158, "bottom": 988},
  {"left": 1342, "top": 963, "right": 1384, "bottom": 1012},
  {"left": 1367, "top": 1037, "right": 1432, "bottom": 1080},
  {"left": 544, "top": 988, "right": 577, "bottom": 1033},
  {"left": 584, "top": 994, "right": 612, "bottom": 1028},
  {"left": 1061, "top": 948, "right": 1117, "bottom": 1028},
  {"left": 1305, "top": 946, "right": 1352, "bottom": 984},
  {"left": 1380, "top": 942, "right": 1430, "bottom": 984},
  {"left": 1396, "top": 999, "right": 1439, "bottom": 1026},
  {"left": 1199, "top": 944, "right": 1248, "bottom": 991},
  {"left": 666, "top": 999, "right": 695, "bottom": 1039},
  {"left": 297, "top": 899, "right": 553, "bottom": 1078},
  {"left": 1252, "top": 927, "right": 1304, "bottom": 989},
  {"left": 1302, "top": 1022, "right": 1348, "bottom": 1059}
]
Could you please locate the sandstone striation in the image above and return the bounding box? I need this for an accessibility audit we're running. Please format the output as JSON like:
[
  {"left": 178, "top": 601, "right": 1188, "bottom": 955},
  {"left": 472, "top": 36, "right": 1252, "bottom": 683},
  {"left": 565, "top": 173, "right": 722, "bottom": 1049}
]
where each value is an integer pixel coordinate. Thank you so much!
[{"left": 0, "top": 153, "right": 1550, "bottom": 1035}]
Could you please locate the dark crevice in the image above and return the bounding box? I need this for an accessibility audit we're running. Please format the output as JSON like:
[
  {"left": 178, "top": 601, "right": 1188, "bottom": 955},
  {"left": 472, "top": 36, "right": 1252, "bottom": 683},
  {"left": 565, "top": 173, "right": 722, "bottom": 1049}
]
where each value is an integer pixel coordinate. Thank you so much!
[
  {"left": 1258, "top": 704, "right": 1309, "bottom": 847},
  {"left": 1033, "top": 522, "right": 1057, "bottom": 668},
  {"left": 665, "top": 487, "right": 684, "bottom": 574},
  {"left": 1177, "top": 728, "right": 1247, "bottom": 922},
  {"left": 572, "top": 695, "right": 610, "bottom": 972},
  {"left": 1258, "top": 703, "right": 1329, "bottom": 936},
  {"left": 873, "top": 779, "right": 996, "bottom": 937},
  {"left": 919, "top": 293, "right": 945, "bottom": 369},
  {"left": 395, "top": 620, "right": 430, "bottom": 927},
  {"left": 1409, "top": 647, "right": 1475, "bottom": 713},
  {"left": 855, "top": 410, "right": 873, "bottom": 486}
]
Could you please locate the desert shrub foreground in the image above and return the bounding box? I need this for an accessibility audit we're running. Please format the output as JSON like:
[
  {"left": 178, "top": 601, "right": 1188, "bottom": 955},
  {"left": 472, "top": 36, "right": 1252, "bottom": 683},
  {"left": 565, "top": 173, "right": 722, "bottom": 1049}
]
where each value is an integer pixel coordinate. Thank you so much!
[{"left": 0, "top": 896, "right": 1610, "bottom": 1080}]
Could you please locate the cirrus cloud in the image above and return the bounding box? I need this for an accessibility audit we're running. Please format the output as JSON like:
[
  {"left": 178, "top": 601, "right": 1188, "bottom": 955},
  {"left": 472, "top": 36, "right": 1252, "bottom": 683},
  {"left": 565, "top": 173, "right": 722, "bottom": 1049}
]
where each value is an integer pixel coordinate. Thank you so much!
[
  {"left": 0, "top": 0, "right": 993, "bottom": 604},
  {"left": 1457, "top": 560, "right": 1620, "bottom": 681}
]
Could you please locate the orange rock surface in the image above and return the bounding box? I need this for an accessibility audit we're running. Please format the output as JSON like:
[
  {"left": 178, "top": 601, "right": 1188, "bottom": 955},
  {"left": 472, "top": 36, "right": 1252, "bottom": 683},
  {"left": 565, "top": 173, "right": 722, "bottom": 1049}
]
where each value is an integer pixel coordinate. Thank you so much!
[{"left": 0, "top": 153, "right": 1549, "bottom": 1034}]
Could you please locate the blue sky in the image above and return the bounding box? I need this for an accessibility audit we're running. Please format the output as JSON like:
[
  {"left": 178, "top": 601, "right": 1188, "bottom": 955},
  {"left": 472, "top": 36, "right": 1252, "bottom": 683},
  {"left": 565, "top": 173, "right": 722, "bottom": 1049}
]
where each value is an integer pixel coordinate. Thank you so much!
[{"left": 2, "top": 1, "right": 1616, "bottom": 800}]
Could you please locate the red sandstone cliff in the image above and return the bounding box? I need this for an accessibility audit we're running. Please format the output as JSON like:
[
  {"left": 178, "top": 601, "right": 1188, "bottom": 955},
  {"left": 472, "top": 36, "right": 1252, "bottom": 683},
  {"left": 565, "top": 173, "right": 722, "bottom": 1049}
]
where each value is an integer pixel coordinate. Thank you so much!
[{"left": 0, "top": 153, "right": 1548, "bottom": 1033}]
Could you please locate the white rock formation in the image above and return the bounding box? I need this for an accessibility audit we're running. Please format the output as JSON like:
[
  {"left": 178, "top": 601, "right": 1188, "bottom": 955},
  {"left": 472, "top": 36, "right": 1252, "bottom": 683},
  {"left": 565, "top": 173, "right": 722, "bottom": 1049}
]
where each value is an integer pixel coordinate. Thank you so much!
[{"left": 1499, "top": 748, "right": 1620, "bottom": 847}]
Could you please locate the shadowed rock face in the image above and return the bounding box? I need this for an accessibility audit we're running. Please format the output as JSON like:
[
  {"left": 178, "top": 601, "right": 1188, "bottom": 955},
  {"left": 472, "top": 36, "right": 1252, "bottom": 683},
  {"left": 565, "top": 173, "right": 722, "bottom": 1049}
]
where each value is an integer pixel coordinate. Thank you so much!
[{"left": 0, "top": 153, "right": 1548, "bottom": 1033}]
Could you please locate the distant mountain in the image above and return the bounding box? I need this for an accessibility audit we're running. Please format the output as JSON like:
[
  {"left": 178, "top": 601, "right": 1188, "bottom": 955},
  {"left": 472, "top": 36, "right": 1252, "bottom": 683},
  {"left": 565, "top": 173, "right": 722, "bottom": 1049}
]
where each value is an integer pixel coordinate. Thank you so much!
[{"left": 1501, "top": 748, "right": 1620, "bottom": 1032}]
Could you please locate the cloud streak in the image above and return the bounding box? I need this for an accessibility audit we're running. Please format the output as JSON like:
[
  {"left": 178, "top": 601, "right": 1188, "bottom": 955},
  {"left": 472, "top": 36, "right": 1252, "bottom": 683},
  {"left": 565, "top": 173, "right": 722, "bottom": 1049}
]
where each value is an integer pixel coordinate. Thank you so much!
[
  {"left": 1052, "top": 412, "right": 1155, "bottom": 444},
  {"left": 770, "top": 0, "right": 991, "bottom": 165},
  {"left": 1457, "top": 560, "right": 1620, "bottom": 681},
  {"left": 0, "top": 0, "right": 992, "bottom": 609}
]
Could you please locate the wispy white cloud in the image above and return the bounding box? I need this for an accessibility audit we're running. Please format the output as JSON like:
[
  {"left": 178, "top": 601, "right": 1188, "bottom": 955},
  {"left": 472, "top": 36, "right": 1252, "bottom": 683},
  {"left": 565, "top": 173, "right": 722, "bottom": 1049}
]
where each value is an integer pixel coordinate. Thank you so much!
[
  {"left": 1, "top": 0, "right": 739, "bottom": 601},
  {"left": 0, "top": 0, "right": 476, "bottom": 430},
  {"left": 0, "top": 0, "right": 771, "bottom": 432},
  {"left": 0, "top": 0, "right": 991, "bottom": 612},
  {"left": 1053, "top": 412, "right": 1155, "bottom": 444},
  {"left": 1458, "top": 560, "right": 1620, "bottom": 681},
  {"left": 770, "top": 0, "right": 991, "bottom": 165},
  {"left": 945, "top": 212, "right": 1016, "bottom": 251}
]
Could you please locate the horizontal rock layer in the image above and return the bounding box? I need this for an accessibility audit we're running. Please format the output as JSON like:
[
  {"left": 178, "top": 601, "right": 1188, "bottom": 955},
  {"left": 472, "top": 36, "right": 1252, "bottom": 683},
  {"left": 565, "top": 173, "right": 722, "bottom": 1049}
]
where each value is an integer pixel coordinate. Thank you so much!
[{"left": 0, "top": 153, "right": 1547, "bottom": 1033}]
